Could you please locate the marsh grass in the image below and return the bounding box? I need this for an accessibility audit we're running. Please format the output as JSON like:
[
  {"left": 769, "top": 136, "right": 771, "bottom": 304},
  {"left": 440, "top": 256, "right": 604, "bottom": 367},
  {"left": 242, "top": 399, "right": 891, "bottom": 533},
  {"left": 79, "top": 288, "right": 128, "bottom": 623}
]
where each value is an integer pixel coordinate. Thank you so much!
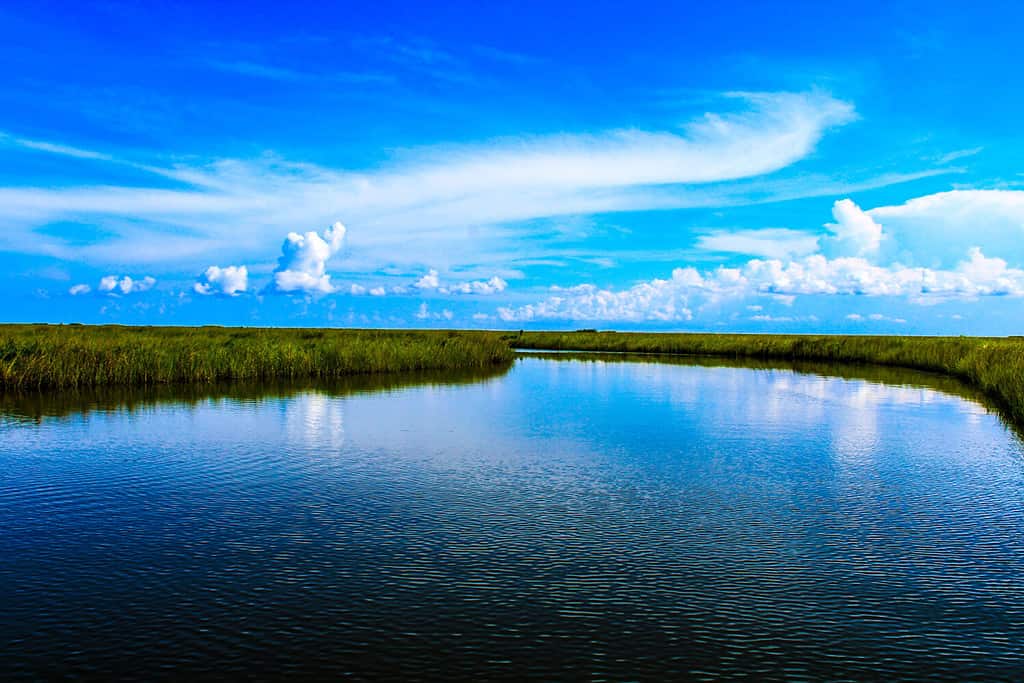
[
  {"left": 8, "top": 324, "right": 1024, "bottom": 433},
  {"left": 0, "top": 325, "right": 513, "bottom": 390},
  {"left": 510, "top": 331, "right": 1024, "bottom": 428}
]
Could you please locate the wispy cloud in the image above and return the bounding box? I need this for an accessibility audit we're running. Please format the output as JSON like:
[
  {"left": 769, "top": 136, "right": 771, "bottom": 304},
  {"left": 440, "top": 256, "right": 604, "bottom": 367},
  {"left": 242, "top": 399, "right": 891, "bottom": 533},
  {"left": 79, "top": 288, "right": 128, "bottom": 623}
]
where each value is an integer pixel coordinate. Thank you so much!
[
  {"left": 0, "top": 91, "right": 857, "bottom": 269},
  {"left": 697, "top": 228, "right": 820, "bottom": 260},
  {"left": 469, "top": 44, "right": 543, "bottom": 66},
  {"left": 354, "top": 35, "right": 475, "bottom": 84},
  {"left": 846, "top": 313, "right": 907, "bottom": 324},
  {"left": 0, "top": 131, "right": 113, "bottom": 161},
  {"left": 935, "top": 147, "right": 983, "bottom": 164},
  {"left": 205, "top": 59, "right": 394, "bottom": 85}
]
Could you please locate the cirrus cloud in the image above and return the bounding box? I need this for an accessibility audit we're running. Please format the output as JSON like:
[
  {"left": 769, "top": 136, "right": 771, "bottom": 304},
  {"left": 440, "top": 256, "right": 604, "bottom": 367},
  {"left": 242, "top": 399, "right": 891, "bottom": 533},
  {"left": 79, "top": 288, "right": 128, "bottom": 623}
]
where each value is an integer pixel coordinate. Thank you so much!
[{"left": 0, "top": 91, "right": 857, "bottom": 270}]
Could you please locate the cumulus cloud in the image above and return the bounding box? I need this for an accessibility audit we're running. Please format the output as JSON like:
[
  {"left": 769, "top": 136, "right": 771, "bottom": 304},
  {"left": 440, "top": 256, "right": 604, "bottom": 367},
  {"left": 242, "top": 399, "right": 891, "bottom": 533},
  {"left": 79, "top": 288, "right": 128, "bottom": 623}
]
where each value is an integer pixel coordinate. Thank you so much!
[
  {"left": 348, "top": 283, "right": 389, "bottom": 296},
  {"left": 267, "top": 221, "right": 346, "bottom": 294},
  {"left": 413, "top": 269, "right": 508, "bottom": 295},
  {"left": 497, "top": 247, "right": 1024, "bottom": 322},
  {"left": 194, "top": 265, "right": 248, "bottom": 296},
  {"left": 414, "top": 269, "right": 440, "bottom": 290},
  {"left": 441, "top": 276, "right": 508, "bottom": 295},
  {"left": 68, "top": 283, "right": 91, "bottom": 295},
  {"left": 498, "top": 270, "right": 699, "bottom": 322},
  {"left": 96, "top": 275, "right": 156, "bottom": 295},
  {"left": 867, "top": 189, "right": 1024, "bottom": 267},
  {"left": 825, "top": 198, "right": 884, "bottom": 255}
]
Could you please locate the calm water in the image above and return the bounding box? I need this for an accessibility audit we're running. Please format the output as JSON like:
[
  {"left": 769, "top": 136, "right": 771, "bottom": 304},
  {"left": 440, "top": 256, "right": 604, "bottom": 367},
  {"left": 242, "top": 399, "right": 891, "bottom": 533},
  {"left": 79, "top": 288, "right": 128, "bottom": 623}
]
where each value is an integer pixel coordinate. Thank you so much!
[{"left": 3, "top": 356, "right": 1024, "bottom": 680}]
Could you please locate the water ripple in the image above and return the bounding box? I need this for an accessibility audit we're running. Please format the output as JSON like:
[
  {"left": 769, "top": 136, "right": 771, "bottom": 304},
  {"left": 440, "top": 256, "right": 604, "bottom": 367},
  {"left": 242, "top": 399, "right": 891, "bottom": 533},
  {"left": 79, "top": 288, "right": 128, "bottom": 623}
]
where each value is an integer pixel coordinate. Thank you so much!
[{"left": 2, "top": 358, "right": 1024, "bottom": 680}]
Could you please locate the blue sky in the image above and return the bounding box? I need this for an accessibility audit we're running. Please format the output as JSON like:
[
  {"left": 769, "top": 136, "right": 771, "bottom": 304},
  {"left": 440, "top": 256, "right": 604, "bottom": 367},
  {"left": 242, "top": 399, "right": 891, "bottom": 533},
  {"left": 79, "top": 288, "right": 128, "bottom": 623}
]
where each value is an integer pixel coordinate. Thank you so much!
[{"left": 3, "top": 1, "right": 1024, "bottom": 333}]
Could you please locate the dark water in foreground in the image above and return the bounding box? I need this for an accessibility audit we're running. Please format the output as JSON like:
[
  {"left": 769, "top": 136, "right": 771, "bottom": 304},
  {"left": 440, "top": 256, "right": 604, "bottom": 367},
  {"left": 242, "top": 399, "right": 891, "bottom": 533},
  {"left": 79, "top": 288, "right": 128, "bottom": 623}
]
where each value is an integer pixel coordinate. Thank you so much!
[{"left": 2, "top": 356, "right": 1024, "bottom": 680}]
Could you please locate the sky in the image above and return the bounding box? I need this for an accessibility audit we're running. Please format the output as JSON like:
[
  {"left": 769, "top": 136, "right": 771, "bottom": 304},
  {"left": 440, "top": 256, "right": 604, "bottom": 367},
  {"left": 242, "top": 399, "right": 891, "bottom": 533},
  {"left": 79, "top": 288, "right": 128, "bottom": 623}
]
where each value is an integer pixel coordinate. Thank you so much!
[{"left": 2, "top": 1, "right": 1024, "bottom": 333}]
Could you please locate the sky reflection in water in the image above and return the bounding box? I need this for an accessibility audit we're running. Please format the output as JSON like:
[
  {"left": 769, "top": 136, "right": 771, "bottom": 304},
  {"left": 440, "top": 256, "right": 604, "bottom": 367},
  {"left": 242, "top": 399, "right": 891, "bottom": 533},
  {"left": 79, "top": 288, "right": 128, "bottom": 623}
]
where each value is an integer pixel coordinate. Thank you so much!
[{"left": 2, "top": 356, "right": 1023, "bottom": 680}]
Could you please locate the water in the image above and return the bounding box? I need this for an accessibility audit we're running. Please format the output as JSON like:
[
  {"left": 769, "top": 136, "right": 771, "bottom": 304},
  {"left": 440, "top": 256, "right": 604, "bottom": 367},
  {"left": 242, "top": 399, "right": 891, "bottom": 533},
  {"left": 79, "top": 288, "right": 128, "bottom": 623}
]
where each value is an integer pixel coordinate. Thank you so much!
[{"left": 3, "top": 355, "right": 1024, "bottom": 680}]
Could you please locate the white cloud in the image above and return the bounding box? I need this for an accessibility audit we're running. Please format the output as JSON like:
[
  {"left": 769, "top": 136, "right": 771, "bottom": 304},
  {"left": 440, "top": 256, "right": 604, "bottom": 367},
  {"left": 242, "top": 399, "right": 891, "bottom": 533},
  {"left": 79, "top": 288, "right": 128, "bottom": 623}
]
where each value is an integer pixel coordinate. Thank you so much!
[
  {"left": 348, "top": 283, "right": 388, "bottom": 296},
  {"left": 268, "top": 221, "right": 346, "bottom": 294},
  {"left": 497, "top": 247, "right": 1024, "bottom": 322},
  {"left": 0, "top": 131, "right": 114, "bottom": 161},
  {"left": 846, "top": 313, "right": 906, "bottom": 323},
  {"left": 415, "top": 302, "right": 454, "bottom": 320},
  {"left": 414, "top": 269, "right": 509, "bottom": 295},
  {"left": 498, "top": 270, "right": 698, "bottom": 322},
  {"left": 0, "top": 91, "right": 856, "bottom": 268},
  {"left": 414, "top": 269, "right": 440, "bottom": 290},
  {"left": 194, "top": 265, "right": 248, "bottom": 296},
  {"left": 68, "top": 283, "right": 91, "bottom": 295},
  {"left": 867, "top": 189, "right": 1024, "bottom": 267},
  {"left": 825, "top": 198, "right": 884, "bottom": 256},
  {"left": 441, "top": 276, "right": 508, "bottom": 295},
  {"left": 97, "top": 274, "right": 156, "bottom": 295},
  {"left": 696, "top": 228, "right": 820, "bottom": 259},
  {"left": 936, "top": 147, "right": 982, "bottom": 164}
]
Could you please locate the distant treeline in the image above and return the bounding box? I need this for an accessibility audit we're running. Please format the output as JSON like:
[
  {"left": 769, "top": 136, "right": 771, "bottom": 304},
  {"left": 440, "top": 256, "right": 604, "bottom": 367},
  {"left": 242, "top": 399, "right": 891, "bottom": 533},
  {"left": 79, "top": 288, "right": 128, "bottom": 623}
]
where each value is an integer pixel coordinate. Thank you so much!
[
  {"left": 0, "top": 325, "right": 513, "bottom": 390},
  {"left": 512, "top": 330, "right": 1024, "bottom": 427}
]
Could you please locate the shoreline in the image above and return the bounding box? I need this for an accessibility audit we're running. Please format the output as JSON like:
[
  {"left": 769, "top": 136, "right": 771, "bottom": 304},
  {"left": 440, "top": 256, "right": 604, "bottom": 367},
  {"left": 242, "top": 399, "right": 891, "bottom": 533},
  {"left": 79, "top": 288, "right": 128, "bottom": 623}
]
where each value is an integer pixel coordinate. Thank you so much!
[
  {"left": 5, "top": 324, "right": 1024, "bottom": 432},
  {"left": 509, "top": 330, "right": 1024, "bottom": 430}
]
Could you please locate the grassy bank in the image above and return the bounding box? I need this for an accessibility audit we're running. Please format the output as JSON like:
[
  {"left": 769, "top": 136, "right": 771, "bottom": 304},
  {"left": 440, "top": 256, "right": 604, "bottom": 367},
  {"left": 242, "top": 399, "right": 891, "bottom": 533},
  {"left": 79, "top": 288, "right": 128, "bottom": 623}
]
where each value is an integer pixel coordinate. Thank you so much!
[
  {"left": 510, "top": 331, "right": 1024, "bottom": 426},
  {"left": 7, "top": 325, "right": 1024, "bottom": 431},
  {"left": 0, "top": 325, "right": 513, "bottom": 390}
]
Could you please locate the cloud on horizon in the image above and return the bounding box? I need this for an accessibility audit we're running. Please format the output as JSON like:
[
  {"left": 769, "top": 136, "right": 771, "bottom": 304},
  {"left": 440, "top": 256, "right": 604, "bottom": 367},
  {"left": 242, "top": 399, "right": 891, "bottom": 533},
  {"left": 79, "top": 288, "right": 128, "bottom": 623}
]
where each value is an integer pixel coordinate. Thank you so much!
[{"left": 497, "top": 244, "right": 1024, "bottom": 323}]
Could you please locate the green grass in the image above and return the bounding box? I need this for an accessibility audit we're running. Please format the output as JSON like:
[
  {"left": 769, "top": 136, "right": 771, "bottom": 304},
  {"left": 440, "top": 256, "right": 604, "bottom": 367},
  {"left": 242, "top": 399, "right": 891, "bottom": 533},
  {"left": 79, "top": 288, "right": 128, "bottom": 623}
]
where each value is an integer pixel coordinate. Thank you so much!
[
  {"left": 7, "top": 324, "right": 1024, "bottom": 432},
  {"left": 508, "top": 330, "right": 1024, "bottom": 427},
  {"left": 0, "top": 325, "right": 513, "bottom": 390}
]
